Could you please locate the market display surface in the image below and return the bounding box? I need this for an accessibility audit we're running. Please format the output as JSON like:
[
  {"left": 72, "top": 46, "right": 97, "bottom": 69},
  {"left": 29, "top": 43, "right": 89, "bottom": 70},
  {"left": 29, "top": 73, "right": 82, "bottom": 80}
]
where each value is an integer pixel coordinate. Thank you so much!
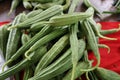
[{"left": 0, "top": 0, "right": 120, "bottom": 80}]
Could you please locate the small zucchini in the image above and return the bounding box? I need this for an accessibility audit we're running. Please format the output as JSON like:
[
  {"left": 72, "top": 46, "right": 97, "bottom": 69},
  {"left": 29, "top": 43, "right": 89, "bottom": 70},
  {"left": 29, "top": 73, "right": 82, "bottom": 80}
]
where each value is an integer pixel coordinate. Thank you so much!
[{"left": 94, "top": 67, "right": 120, "bottom": 80}]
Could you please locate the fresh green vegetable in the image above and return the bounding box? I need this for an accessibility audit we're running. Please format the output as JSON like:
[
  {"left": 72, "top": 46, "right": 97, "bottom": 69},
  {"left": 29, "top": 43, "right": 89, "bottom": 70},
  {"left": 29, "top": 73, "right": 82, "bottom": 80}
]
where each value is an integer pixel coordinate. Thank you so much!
[
  {"left": 34, "top": 34, "right": 69, "bottom": 74},
  {"left": 85, "top": 7, "right": 116, "bottom": 40},
  {"left": 0, "top": 24, "right": 10, "bottom": 57},
  {"left": 1, "top": 1, "right": 120, "bottom": 80},
  {"left": 25, "top": 28, "right": 67, "bottom": 60},
  {"left": 62, "top": 0, "right": 71, "bottom": 10},
  {"left": 83, "top": 0, "right": 101, "bottom": 15},
  {"left": 27, "top": 0, "right": 54, "bottom": 3},
  {"left": 30, "top": 22, "right": 46, "bottom": 32},
  {"left": 98, "top": 44, "right": 110, "bottom": 53},
  {"left": 3, "top": 25, "right": 52, "bottom": 68},
  {"left": 5, "top": 13, "right": 25, "bottom": 62},
  {"left": 88, "top": 19, "right": 117, "bottom": 40},
  {"left": 8, "top": 0, "right": 21, "bottom": 15},
  {"left": 14, "top": 73, "right": 20, "bottom": 80},
  {"left": 68, "top": 0, "right": 83, "bottom": 79},
  {"left": 23, "top": 67, "right": 33, "bottom": 80},
  {"left": 8, "top": 5, "right": 63, "bottom": 29},
  {"left": 114, "top": 0, "right": 120, "bottom": 7},
  {"left": 30, "top": 11, "right": 92, "bottom": 29},
  {"left": 22, "top": 31, "right": 33, "bottom": 80},
  {"left": 26, "top": 9, "right": 43, "bottom": 18},
  {"left": 46, "top": 11, "right": 92, "bottom": 27},
  {"left": 88, "top": 71, "right": 99, "bottom": 80},
  {"left": 100, "top": 26, "right": 120, "bottom": 35},
  {"left": 21, "top": 33, "right": 31, "bottom": 45},
  {"left": 80, "top": 20, "right": 100, "bottom": 71},
  {"left": 34, "top": 0, "right": 65, "bottom": 10},
  {"left": 30, "top": 38, "right": 86, "bottom": 80},
  {"left": 62, "top": 61, "right": 90, "bottom": 80},
  {"left": 36, "top": 48, "right": 71, "bottom": 77},
  {"left": 69, "top": 23, "right": 79, "bottom": 80},
  {"left": 94, "top": 67, "right": 120, "bottom": 80},
  {"left": 23, "top": 0, "right": 32, "bottom": 9},
  {"left": 28, "top": 56, "right": 72, "bottom": 80},
  {"left": 0, "top": 46, "right": 47, "bottom": 80}
]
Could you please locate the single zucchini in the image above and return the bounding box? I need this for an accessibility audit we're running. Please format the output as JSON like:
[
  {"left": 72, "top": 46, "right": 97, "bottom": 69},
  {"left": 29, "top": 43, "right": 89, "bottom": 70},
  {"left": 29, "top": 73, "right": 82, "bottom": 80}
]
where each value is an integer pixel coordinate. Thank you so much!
[
  {"left": 0, "top": 24, "right": 10, "bottom": 57},
  {"left": 27, "top": 9, "right": 43, "bottom": 18},
  {"left": 6, "top": 13, "right": 26, "bottom": 61},
  {"left": 94, "top": 67, "right": 120, "bottom": 80}
]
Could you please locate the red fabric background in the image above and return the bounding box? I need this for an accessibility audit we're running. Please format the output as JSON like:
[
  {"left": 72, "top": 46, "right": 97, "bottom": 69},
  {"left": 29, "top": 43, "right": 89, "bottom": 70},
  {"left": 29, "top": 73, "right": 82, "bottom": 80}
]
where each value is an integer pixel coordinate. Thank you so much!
[
  {"left": 0, "top": 21, "right": 10, "bottom": 26},
  {"left": 88, "top": 22, "right": 120, "bottom": 74}
]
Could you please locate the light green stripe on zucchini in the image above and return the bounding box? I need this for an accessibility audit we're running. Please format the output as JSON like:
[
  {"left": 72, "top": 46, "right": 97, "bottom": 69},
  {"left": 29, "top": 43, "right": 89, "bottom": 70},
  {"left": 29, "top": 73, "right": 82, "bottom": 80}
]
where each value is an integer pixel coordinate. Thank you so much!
[{"left": 35, "top": 34, "right": 69, "bottom": 74}]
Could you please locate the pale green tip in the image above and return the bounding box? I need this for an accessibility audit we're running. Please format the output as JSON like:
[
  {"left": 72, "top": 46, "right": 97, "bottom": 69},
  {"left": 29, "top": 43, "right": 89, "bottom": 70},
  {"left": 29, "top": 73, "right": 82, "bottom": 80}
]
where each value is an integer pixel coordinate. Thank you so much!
[
  {"left": 80, "top": 56, "right": 100, "bottom": 72},
  {"left": 117, "top": 25, "right": 120, "bottom": 31},
  {"left": 8, "top": 10, "right": 12, "bottom": 16},
  {"left": 99, "top": 33, "right": 117, "bottom": 40},
  {"left": 2, "top": 60, "right": 12, "bottom": 72},
  {"left": 25, "top": 51, "right": 31, "bottom": 60},
  {"left": 7, "top": 26, "right": 17, "bottom": 30}
]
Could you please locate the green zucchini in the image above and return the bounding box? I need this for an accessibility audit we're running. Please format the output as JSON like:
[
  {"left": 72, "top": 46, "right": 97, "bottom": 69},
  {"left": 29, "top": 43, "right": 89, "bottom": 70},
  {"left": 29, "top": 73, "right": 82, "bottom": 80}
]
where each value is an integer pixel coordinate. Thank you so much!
[
  {"left": 6, "top": 13, "right": 26, "bottom": 61},
  {"left": 94, "top": 67, "right": 120, "bottom": 80},
  {"left": 0, "top": 24, "right": 10, "bottom": 57}
]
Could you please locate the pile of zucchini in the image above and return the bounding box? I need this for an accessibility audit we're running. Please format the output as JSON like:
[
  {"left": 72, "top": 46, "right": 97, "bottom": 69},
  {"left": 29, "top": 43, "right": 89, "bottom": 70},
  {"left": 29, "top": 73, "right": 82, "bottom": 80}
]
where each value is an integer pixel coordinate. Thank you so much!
[
  {"left": 8, "top": 0, "right": 71, "bottom": 15},
  {"left": 0, "top": 0, "right": 120, "bottom": 80}
]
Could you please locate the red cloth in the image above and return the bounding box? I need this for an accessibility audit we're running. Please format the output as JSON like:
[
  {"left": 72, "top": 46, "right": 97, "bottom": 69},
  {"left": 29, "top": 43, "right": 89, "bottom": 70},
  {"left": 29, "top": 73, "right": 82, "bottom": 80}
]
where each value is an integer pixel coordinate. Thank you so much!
[
  {"left": 0, "top": 21, "right": 10, "bottom": 26},
  {"left": 88, "top": 22, "right": 120, "bottom": 74}
]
